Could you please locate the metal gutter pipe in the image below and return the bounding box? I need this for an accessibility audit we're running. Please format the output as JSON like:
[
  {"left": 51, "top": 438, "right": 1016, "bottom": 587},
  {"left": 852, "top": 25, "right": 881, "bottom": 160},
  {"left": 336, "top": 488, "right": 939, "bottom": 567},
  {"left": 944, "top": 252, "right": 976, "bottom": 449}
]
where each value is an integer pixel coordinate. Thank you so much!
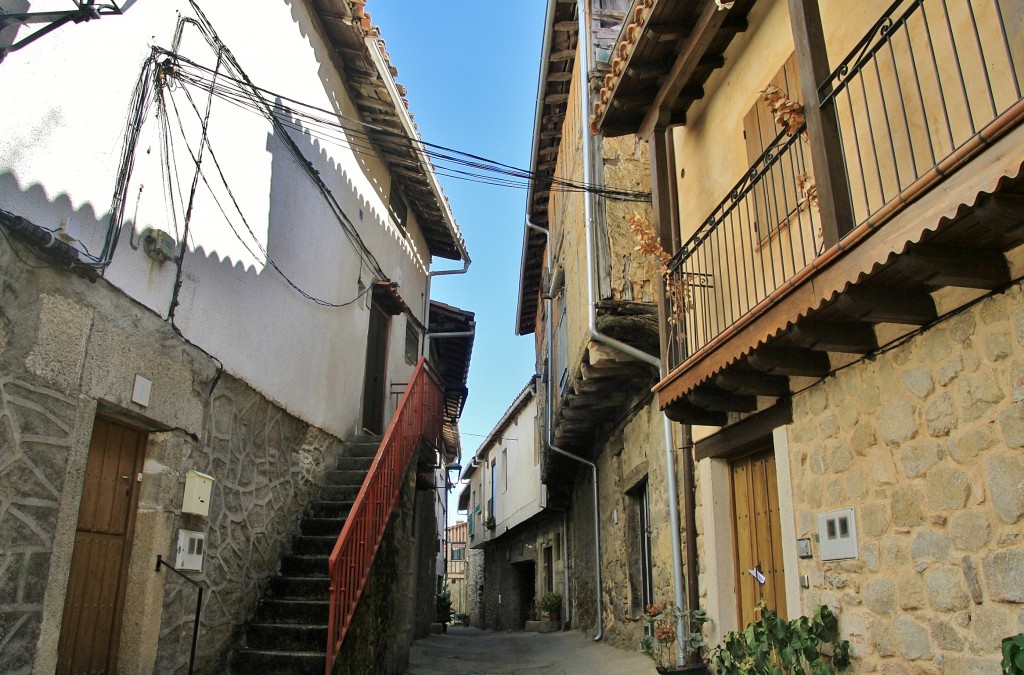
[
  {"left": 527, "top": 219, "right": 603, "bottom": 642},
  {"left": 575, "top": 0, "right": 686, "bottom": 659}
]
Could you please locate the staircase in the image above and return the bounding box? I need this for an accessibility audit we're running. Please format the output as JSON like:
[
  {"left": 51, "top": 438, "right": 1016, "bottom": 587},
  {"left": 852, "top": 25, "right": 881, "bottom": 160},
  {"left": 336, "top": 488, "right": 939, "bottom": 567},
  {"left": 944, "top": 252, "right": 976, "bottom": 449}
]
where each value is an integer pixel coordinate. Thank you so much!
[{"left": 228, "top": 435, "right": 380, "bottom": 674}]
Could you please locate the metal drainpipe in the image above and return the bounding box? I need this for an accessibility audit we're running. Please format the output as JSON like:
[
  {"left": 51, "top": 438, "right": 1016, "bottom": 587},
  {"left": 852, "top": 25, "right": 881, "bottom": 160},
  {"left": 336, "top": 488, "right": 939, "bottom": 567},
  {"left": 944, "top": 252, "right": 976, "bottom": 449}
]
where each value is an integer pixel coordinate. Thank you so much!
[
  {"left": 526, "top": 219, "right": 604, "bottom": 641},
  {"left": 575, "top": 0, "right": 687, "bottom": 660}
]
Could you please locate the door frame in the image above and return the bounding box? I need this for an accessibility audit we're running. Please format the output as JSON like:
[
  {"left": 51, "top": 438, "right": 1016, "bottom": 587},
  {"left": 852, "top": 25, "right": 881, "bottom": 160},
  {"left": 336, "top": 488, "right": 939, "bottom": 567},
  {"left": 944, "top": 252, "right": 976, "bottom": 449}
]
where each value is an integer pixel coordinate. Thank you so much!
[
  {"left": 361, "top": 301, "right": 391, "bottom": 434},
  {"left": 698, "top": 426, "right": 800, "bottom": 645}
]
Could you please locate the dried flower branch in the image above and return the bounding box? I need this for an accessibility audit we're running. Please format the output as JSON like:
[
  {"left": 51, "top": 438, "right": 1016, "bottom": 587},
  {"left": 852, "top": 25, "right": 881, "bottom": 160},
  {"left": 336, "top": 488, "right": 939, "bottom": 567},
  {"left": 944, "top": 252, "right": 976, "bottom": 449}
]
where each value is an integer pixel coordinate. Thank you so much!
[{"left": 761, "top": 84, "right": 805, "bottom": 136}]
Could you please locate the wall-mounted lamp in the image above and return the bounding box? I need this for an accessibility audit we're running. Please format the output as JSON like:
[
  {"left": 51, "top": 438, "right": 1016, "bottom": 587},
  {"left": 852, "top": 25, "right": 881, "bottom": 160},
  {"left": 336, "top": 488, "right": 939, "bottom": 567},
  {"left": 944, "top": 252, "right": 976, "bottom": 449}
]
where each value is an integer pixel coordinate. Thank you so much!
[{"left": 0, "top": 0, "right": 140, "bottom": 62}]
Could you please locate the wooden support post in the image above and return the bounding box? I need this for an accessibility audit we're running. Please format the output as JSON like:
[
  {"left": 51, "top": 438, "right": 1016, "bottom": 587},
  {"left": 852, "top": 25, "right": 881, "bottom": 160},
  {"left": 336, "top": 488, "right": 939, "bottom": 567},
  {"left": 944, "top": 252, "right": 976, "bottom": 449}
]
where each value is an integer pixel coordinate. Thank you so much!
[
  {"left": 651, "top": 126, "right": 681, "bottom": 375},
  {"left": 789, "top": 0, "right": 855, "bottom": 245}
]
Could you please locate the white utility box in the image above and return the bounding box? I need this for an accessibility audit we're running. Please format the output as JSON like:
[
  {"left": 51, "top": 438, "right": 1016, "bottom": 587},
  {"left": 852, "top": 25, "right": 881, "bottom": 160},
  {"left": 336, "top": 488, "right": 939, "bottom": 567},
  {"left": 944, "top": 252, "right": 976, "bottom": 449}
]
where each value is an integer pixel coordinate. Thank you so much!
[
  {"left": 182, "top": 470, "right": 214, "bottom": 517},
  {"left": 817, "top": 507, "right": 858, "bottom": 561},
  {"left": 176, "top": 529, "right": 206, "bottom": 571}
]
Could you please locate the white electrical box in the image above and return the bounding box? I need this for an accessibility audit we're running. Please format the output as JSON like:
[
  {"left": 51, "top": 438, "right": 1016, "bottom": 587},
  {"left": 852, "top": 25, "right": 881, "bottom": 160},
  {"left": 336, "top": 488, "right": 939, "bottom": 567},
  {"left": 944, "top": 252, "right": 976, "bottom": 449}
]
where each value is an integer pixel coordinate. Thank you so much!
[
  {"left": 131, "top": 375, "right": 152, "bottom": 407},
  {"left": 818, "top": 508, "right": 858, "bottom": 561},
  {"left": 182, "top": 470, "right": 214, "bottom": 517},
  {"left": 176, "top": 529, "right": 206, "bottom": 571}
]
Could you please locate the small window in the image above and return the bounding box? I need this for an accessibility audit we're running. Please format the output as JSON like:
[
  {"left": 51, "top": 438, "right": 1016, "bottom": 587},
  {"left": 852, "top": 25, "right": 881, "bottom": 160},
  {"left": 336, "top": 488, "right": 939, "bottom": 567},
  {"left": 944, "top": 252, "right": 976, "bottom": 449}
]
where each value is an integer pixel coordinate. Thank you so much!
[
  {"left": 451, "top": 546, "right": 465, "bottom": 561},
  {"left": 405, "top": 320, "right": 419, "bottom": 365}
]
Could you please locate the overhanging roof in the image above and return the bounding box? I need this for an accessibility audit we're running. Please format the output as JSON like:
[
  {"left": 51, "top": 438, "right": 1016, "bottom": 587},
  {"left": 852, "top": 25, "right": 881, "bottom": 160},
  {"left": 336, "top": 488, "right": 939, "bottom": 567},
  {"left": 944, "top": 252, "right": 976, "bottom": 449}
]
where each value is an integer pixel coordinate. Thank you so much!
[
  {"left": 591, "top": 0, "right": 754, "bottom": 138},
  {"left": 306, "top": 0, "right": 468, "bottom": 261},
  {"left": 429, "top": 300, "right": 475, "bottom": 428}
]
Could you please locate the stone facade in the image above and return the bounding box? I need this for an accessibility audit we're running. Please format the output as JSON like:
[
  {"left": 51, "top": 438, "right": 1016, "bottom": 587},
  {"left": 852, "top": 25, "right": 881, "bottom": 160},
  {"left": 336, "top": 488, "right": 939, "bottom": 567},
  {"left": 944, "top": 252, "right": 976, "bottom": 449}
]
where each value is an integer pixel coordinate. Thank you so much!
[
  {"left": 466, "top": 546, "right": 485, "bottom": 629},
  {"left": 782, "top": 283, "right": 1024, "bottom": 672},
  {"left": 0, "top": 241, "right": 346, "bottom": 673}
]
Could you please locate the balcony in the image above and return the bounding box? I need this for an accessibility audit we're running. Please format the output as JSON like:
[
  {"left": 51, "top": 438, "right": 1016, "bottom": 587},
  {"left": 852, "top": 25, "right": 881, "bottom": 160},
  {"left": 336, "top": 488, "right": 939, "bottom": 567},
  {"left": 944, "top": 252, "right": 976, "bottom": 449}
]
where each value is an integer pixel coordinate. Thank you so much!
[{"left": 655, "top": 0, "right": 1024, "bottom": 425}]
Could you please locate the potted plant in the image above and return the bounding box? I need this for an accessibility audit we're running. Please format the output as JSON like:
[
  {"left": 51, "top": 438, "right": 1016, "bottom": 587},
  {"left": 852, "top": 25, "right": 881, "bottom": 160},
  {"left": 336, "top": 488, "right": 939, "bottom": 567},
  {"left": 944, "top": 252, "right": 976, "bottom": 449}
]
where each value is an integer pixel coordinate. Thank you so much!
[
  {"left": 435, "top": 589, "right": 453, "bottom": 633},
  {"left": 710, "top": 602, "right": 851, "bottom": 674},
  {"left": 484, "top": 515, "right": 496, "bottom": 530},
  {"left": 639, "top": 604, "right": 711, "bottom": 674},
  {"left": 539, "top": 592, "right": 562, "bottom": 622}
]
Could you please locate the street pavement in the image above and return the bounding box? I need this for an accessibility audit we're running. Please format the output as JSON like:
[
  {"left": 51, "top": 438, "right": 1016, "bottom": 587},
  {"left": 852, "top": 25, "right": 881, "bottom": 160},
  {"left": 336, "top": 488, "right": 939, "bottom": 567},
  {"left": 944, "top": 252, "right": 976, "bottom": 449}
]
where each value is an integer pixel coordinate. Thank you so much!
[{"left": 405, "top": 626, "right": 659, "bottom": 674}]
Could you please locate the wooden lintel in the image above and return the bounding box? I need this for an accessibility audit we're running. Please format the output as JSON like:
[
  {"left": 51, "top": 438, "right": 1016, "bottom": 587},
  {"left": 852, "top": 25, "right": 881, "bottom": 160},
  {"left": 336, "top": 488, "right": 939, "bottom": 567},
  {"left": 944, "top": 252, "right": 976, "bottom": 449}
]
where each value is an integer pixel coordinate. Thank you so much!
[
  {"left": 544, "top": 93, "right": 571, "bottom": 104},
  {"left": 902, "top": 244, "right": 1010, "bottom": 290},
  {"left": 547, "top": 71, "right": 574, "bottom": 82},
  {"left": 694, "top": 401, "right": 793, "bottom": 462},
  {"left": 836, "top": 286, "right": 937, "bottom": 325},
  {"left": 748, "top": 347, "right": 831, "bottom": 377},
  {"left": 540, "top": 129, "right": 563, "bottom": 139},
  {"left": 688, "top": 387, "right": 758, "bottom": 413},
  {"left": 538, "top": 146, "right": 560, "bottom": 158},
  {"left": 550, "top": 49, "right": 576, "bottom": 62},
  {"left": 789, "top": 320, "right": 878, "bottom": 353},
  {"left": 714, "top": 370, "right": 790, "bottom": 397},
  {"left": 663, "top": 398, "right": 727, "bottom": 426},
  {"left": 553, "top": 20, "right": 579, "bottom": 32}
]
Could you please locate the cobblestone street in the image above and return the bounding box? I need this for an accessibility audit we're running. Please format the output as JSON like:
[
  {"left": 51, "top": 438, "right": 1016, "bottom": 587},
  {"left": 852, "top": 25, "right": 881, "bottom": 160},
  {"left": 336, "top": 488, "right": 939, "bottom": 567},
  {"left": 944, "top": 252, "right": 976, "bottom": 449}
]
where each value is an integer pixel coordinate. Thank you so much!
[{"left": 406, "top": 627, "right": 659, "bottom": 675}]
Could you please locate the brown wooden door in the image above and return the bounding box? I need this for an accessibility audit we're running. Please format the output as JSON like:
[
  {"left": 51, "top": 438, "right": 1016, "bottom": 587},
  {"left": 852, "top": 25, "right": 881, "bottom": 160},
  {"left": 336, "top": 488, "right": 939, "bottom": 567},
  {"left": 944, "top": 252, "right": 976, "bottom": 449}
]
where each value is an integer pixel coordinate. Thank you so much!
[
  {"left": 57, "top": 417, "right": 147, "bottom": 674},
  {"left": 731, "top": 448, "right": 787, "bottom": 628},
  {"left": 361, "top": 303, "right": 390, "bottom": 434}
]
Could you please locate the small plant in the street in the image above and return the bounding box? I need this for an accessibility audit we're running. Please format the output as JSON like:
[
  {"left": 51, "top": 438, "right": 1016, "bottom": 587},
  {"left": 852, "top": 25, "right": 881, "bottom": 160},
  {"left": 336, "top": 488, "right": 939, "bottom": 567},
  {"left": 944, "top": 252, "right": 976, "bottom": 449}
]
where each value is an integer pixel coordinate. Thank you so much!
[
  {"left": 539, "top": 592, "right": 562, "bottom": 620},
  {"left": 639, "top": 603, "right": 710, "bottom": 672},
  {"left": 710, "top": 602, "right": 850, "bottom": 674},
  {"left": 1004, "top": 632, "right": 1024, "bottom": 674}
]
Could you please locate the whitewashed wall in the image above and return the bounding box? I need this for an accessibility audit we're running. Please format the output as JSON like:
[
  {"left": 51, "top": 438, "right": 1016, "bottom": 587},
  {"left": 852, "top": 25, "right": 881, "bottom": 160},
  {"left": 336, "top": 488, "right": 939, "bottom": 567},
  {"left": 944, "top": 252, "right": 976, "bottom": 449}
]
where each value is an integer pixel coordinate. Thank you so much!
[{"left": 0, "top": 0, "right": 444, "bottom": 438}]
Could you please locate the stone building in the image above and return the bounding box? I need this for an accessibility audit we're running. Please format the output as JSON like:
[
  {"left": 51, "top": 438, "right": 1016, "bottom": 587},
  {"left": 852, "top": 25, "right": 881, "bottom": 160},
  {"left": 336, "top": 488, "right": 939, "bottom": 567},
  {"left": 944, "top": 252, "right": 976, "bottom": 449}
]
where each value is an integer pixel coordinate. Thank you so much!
[
  {"left": 587, "top": 0, "right": 1024, "bottom": 671},
  {"left": 0, "top": 2, "right": 471, "bottom": 673},
  {"left": 446, "top": 520, "right": 469, "bottom": 616}
]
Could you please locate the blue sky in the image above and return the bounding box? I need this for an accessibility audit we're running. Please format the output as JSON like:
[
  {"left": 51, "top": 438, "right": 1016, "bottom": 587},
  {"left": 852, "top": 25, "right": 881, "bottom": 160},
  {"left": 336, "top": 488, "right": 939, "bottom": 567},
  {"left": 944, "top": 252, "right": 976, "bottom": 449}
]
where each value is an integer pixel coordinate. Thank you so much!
[{"left": 368, "top": 4, "right": 546, "bottom": 471}]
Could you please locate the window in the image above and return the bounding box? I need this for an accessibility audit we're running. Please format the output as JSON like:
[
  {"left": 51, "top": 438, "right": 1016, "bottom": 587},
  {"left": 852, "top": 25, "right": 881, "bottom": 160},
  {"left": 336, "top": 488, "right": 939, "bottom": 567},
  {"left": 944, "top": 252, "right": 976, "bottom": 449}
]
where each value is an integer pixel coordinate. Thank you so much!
[
  {"left": 489, "top": 460, "right": 496, "bottom": 518},
  {"left": 544, "top": 546, "right": 554, "bottom": 593},
  {"left": 627, "top": 481, "right": 654, "bottom": 617},
  {"left": 502, "top": 448, "right": 508, "bottom": 492},
  {"left": 451, "top": 546, "right": 465, "bottom": 561},
  {"left": 743, "top": 54, "right": 807, "bottom": 245},
  {"left": 405, "top": 320, "right": 419, "bottom": 365}
]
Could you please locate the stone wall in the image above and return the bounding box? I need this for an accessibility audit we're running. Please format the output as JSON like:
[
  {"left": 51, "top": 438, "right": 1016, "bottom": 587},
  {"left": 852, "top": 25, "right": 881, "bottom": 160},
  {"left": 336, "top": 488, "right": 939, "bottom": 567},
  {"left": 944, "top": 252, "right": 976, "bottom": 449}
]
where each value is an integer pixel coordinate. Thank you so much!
[
  {"left": 466, "top": 547, "right": 485, "bottom": 628},
  {"left": 479, "top": 518, "right": 564, "bottom": 631},
  {"left": 783, "top": 283, "right": 1024, "bottom": 672},
  {"left": 0, "top": 241, "right": 343, "bottom": 674}
]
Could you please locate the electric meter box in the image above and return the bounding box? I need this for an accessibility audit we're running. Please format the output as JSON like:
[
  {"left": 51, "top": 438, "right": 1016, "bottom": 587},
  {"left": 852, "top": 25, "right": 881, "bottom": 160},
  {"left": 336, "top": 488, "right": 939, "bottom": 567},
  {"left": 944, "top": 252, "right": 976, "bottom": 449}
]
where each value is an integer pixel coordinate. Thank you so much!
[
  {"left": 182, "top": 470, "right": 214, "bottom": 517},
  {"left": 176, "top": 529, "right": 206, "bottom": 571}
]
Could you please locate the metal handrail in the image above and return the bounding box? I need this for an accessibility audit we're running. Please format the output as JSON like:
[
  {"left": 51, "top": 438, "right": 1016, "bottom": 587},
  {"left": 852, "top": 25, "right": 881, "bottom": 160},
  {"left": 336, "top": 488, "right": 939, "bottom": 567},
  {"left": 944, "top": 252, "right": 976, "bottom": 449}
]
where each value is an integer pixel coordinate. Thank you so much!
[
  {"left": 155, "top": 555, "right": 203, "bottom": 675},
  {"left": 325, "top": 357, "right": 445, "bottom": 674}
]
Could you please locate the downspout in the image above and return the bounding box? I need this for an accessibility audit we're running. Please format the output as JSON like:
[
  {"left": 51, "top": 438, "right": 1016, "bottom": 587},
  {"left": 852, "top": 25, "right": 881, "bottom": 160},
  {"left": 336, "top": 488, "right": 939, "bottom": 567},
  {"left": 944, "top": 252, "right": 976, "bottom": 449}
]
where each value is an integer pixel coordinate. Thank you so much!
[
  {"left": 575, "top": 0, "right": 687, "bottom": 660},
  {"left": 527, "top": 217, "right": 603, "bottom": 642}
]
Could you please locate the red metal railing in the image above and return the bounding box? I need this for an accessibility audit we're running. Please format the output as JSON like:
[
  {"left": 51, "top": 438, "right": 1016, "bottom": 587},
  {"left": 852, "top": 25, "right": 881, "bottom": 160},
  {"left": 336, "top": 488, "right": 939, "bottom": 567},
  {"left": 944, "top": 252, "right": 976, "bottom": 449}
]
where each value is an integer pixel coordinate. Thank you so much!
[{"left": 325, "top": 358, "right": 444, "bottom": 674}]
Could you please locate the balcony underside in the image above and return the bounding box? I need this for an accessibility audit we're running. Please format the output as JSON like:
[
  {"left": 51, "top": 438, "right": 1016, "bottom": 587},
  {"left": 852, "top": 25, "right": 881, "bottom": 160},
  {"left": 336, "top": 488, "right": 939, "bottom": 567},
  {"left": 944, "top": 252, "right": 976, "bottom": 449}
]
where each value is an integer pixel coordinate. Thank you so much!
[{"left": 656, "top": 139, "right": 1024, "bottom": 426}]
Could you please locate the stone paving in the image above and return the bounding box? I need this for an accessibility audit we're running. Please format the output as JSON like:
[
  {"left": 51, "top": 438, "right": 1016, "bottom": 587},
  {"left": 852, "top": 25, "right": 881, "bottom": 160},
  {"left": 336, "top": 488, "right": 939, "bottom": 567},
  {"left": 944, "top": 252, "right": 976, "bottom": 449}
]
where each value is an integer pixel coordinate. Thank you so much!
[{"left": 406, "top": 626, "right": 659, "bottom": 675}]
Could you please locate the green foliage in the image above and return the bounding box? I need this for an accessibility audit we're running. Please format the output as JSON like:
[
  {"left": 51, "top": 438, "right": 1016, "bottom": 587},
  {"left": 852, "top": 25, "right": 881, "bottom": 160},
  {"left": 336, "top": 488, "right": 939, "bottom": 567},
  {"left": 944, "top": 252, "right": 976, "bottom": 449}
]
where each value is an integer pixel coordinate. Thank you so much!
[
  {"left": 435, "top": 588, "right": 453, "bottom": 624},
  {"left": 710, "top": 602, "right": 851, "bottom": 675},
  {"left": 639, "top": 604, "right": 710, "bottom": 669},
  {"left": 539, "top": 592, "right": 562, "bottom": 614},
  {"left": 1004, "top": 633, "right": 1024, "bottom": 674}
]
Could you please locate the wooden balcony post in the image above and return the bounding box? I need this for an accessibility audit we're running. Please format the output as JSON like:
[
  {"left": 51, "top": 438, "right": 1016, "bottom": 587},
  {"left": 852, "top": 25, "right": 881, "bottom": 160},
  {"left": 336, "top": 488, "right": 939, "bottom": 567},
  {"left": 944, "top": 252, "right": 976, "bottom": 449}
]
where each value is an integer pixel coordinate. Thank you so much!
[
  {"left": 651, "top": 126, "right": 680, "bottom": 374},
  {"left": 789, "top": 0, "right": 855, "bottom": 245}
]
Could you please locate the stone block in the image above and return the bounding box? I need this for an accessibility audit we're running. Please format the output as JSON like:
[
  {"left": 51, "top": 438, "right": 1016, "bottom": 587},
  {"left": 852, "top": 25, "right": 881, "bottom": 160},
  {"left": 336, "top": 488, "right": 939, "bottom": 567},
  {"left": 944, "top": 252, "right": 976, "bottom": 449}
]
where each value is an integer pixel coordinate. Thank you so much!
[
  {"left": 902, "top": 368, "right": 934, "bottom": 399},
  {"left": 809, "top": 445, "right": 827, "bottom": 475},
  {"left": 915, "top": 327, "right": 952, "bottom": 363},
  {"left": 901, "top": 442, "right": 943, "bottom": 478},
  {"left": 984, "top": 334, "right": 1011, "bottom": 362},
  {"left": 861, "top": 542, "right": 880, "bottom": 571},
  {"left": 960, "top": 556, "right": 983, "bottom": 605},
  {"left": 24, "top": 293, "right": 93, "bottom": 393},
  {"left": 925, "top": 466, "right": 970, "bottom": 512},
  {"left": 891, "top": 486, "right": 925, "bottom": 526},
  {"left": 942, "top": 655, "right": 1002, "bottom": 675},
  {"left": 858, "top": 382, "right": 881, "bottom": 414},
  {"left": 1013, "top": 365, "right": 1024, "bottom": 403},
  {"left": 894, "top": 614, "right": 932, "bottom": 660},
  {"left": 881, "top": 535, "right": 908, "bottom": 568},
  {"left": 850, "top": 423, "right": 877, "bottom": 456},
  {"left": 898, "top": 570, "right": 926, "bottom": 610},
  {"left": 827, "top": 444, "right": 853, "bottom": 473},
  {"left": 947, "top": 426, "right": 993, "bottom": 463},
  {"left": 865, "top": 579, "right": 897, "bottom": 613},
  {"left": 924, "top": 566, "right": 970, "bottom": 611},
  {"left": 924, "top": 394, "right": 957, "bottom": 437},
  {"left": 983, "top": 549, "right": 1024, "bottom": 602},
  {"left": 878, "top": 399, "right": 916, "bottom": 445},
  {"left": 966, "top": 604, "right": 1012, "bottom": 653},
  {"left": 871, "top": 618, "right": 897, "bottom": 656},
  {"left": 929, "top": 617, "right": 965, "bottom": 652},
  {"left": 911, "top": 531, "right": 949, "bottom": 561},
  {"left": 987, "top": 453, "right": 1024, "bottom": 524},
  {"left": 861, "top": 503, "right": 890, "bottom": 537},
  {"left": 949, "top": 510, "right": 991, "bottom": 551},
  {"left": 949, "top": 312, "right": 977, "bottom": 343},
  {"left": 936, "top": 355, "right": 964, "bottom": 387},
  {"left": 818, "top": 413, "right": 840, "bottom": 439},
  {"left": 957, "top": 373, "right": 1005, "bottom": 422},
  {"left": 808, "top": 386, "right": 829, "bottom": 415}
]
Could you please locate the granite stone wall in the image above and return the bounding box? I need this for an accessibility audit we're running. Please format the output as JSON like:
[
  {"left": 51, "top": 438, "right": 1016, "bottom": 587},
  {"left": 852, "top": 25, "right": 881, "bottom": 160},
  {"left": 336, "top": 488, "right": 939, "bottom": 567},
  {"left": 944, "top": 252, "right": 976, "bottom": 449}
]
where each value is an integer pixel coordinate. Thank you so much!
[{"left": 784, "top": 283, "right": 1024, "bottom": 672}]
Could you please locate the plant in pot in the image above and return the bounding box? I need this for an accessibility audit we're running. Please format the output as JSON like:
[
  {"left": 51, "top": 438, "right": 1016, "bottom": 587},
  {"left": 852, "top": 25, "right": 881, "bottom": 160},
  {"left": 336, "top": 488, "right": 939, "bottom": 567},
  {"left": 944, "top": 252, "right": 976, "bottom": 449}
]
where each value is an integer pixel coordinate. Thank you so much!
[
  {"left": 639, "top": 604, "right": 711, "bottom": 674},
  {"left": 539, "top": 592, "right": 562, "bottom": 622},
  {"left": 435, "top": 589, "right": 453, "bottom": 633}
]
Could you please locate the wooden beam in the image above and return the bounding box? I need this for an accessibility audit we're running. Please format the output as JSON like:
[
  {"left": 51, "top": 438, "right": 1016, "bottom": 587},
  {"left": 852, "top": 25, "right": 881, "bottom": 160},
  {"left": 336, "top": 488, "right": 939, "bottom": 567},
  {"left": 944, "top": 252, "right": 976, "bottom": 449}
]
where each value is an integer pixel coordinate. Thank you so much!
[
  {"left": 553, "top": 20, "right": 579, "bottom": 32},
  {"left": 646, "top": 23, "right": 691, "bottom": 43},
  {"left": 663, "top": 398, "right": 728, "bottom": 426},
  {"left": 790, "top": 0, "right": 856, "bottom": 244},
  {"left": 836, "top": 286, "right": 937, "bottom": 325},
  {"left": 544, "top": 93, "right": 570, "bottom": 104},
  {"left": 715, "top": 370, "right": 791, "bottom": 397},
  {"left": 550, "top": 49, "right": 576, "bottom": 62},
  {"left": 748, "top": 347, "right": 831, "bottom": 377},
  {"left": 695, "top": 401, "right": 793, "bottom": 461},
  {"left": 547, "top": 71, "right": 574, "bottom": 82},
  {"left": 789, "top": 320, "right": 878, "bottom": 353},
  {"left": 688, "top": 387, "right": 758, "bottom": 413},
  {"left": 902, "top": 245, "right": 1010, "bottom": 289},
  {"left": 638, "top": 0, "right": 726, "bottom": 139}
]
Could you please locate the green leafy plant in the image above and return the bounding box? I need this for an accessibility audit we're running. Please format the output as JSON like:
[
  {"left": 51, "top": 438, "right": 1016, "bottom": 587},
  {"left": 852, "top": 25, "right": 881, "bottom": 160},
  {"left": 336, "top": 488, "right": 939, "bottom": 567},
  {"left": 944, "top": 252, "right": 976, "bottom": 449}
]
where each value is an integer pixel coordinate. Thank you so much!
[
  {"left": 538, "top": 592, "right": 562, "bottom": 616},
  {"left": 1004, "top": 633, "right": 1024, "bottom": 674},
  {"left": 435, "top": 588, "right": 453, "bottom": 625},
  {"left": 639, "top": 604, "right": 711, "bottom": 670},
  {"left": 710, "top": 602, "right": 851, "bottom": 675}
]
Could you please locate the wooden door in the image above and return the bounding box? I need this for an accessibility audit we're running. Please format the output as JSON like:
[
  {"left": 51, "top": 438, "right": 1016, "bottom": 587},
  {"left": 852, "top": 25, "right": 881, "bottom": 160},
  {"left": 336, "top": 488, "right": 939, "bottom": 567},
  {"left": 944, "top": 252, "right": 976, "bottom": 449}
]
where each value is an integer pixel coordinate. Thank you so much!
[
  {"left": 361, "top": 302, "right": 390, "bottom": 434},
  {"left": 731, "top": 448, "right": 787, "bottom": 628},
  {"left": 57, "top": 417, "right": 147, "bottom": 674}
]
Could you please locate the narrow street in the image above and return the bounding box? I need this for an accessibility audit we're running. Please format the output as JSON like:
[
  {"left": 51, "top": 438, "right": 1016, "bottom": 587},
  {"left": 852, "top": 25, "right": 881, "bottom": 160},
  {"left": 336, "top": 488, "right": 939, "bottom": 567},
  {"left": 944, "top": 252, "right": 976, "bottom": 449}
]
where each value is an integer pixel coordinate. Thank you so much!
[{"left": 406, "top": 627, "right": 659, "bottom": 675}]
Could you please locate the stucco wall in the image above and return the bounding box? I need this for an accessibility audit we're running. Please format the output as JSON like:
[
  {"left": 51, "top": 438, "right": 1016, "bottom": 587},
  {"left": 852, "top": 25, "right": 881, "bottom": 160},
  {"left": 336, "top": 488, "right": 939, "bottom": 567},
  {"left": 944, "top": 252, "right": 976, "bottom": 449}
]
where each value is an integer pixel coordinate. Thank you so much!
[
  {"left": 0, "top": 0, "right": 436, "bottom": 440},
  {"left": 780, "top": 283, "right": 1024, "bottom": 672},
  {"left": 0, "top": 236, "right": 344, "bottom": 673}
]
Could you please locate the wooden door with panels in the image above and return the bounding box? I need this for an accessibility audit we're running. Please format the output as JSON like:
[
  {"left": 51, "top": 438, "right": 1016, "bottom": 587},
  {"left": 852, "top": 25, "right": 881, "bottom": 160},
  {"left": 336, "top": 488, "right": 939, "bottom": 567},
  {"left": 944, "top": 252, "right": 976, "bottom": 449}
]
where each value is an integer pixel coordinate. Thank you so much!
[
  {"left": 731, "top": 447, "right": 787, "bottom": 627},
  {"left": 57, "top": 416, "right": 147, "bottom": 674}
]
